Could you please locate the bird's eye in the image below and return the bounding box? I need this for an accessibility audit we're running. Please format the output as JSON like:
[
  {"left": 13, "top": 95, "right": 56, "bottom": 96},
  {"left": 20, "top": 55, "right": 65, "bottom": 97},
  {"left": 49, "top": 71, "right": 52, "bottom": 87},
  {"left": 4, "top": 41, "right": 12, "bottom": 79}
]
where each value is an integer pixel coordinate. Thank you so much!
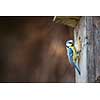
[{"left": 69, "top": 42, "right": 72, "bottom": 44}]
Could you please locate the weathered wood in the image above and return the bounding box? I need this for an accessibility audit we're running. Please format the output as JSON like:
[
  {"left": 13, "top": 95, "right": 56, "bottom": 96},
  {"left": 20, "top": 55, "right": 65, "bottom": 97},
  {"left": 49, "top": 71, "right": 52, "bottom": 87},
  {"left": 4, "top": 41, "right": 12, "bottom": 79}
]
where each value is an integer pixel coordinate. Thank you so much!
[
  {"left": 86, "top": 17, "right": 96, "bottom": 82},
  {"left": 74, "top": 17, "right": 88, "bottom": 82},
  {"left": 93, "top": 17, "right": 100, "bottom": 80},
  {"left": 74, "top": 17, "right": 96, "bottom": 82}
]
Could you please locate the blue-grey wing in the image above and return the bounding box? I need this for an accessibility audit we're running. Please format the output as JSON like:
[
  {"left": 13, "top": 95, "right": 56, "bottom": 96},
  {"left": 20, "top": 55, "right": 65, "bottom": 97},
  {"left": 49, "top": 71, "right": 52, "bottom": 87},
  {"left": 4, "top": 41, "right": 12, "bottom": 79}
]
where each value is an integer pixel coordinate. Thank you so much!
[
  {"left": 67, "top": 48, "right": 81, "bottom": 75},
  {"left": 67, "top": 48, "right": 73, "bottom": 64}
]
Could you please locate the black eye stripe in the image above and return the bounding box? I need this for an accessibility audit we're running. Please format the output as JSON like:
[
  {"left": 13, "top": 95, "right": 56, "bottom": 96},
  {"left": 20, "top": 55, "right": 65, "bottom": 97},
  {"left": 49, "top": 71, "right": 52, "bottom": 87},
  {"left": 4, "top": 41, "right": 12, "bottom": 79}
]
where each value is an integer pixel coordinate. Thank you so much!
[{"left": 69, "top": 42, "right": 72, "bottom": 44}]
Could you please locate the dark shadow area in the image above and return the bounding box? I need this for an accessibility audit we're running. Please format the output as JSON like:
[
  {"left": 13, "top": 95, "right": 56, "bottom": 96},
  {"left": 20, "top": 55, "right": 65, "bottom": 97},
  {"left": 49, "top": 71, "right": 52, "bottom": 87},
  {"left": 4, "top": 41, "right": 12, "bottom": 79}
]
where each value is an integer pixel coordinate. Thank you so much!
[{"left": 0, "top": 16, "right": 75, "bottom": 82}]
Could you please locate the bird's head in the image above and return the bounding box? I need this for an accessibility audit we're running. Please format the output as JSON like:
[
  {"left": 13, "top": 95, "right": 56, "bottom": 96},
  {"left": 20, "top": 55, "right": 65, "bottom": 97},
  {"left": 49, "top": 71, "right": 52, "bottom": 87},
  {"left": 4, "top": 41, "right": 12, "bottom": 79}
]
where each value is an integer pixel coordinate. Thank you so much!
[{"left": 66, "top": 40, "right": 74, "bottom": 48}]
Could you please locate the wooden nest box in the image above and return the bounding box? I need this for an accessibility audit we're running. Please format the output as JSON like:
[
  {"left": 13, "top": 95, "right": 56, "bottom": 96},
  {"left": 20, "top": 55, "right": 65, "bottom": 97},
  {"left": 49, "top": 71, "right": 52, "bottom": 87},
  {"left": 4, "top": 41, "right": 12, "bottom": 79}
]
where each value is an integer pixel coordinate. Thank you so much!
[{"left": 53, "top": 16, "right": 81, "bottom": 28}]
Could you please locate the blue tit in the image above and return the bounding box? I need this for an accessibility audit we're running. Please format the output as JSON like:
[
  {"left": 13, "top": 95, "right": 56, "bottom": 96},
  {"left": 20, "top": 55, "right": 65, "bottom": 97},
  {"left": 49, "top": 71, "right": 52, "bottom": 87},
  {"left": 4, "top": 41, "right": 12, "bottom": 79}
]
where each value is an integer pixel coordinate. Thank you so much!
[{"left": 66, "top": 40, "right": 81, "bottom": 75}]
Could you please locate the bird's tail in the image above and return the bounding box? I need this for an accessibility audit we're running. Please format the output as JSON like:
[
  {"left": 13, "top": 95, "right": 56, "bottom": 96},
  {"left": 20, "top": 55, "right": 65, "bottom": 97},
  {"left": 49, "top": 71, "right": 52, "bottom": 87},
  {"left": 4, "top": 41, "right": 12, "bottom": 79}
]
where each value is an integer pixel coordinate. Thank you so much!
[{"left": 73, "top": 62, "right": 81, "bottom": 75}]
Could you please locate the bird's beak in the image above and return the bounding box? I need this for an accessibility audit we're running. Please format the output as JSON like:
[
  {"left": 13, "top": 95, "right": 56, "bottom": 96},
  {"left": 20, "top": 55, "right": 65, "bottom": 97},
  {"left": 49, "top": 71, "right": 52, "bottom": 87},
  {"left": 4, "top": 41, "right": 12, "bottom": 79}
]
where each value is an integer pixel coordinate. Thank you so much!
[{"left": 66, "top": 46, "right": 69, "bottom": 48}]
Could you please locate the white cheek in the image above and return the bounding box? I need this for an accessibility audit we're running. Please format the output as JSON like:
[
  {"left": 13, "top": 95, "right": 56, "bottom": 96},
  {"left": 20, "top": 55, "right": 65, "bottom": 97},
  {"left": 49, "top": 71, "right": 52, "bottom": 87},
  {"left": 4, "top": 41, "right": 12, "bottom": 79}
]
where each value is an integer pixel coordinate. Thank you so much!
[{"left": 66, "top": 43, "right": 71, "bottom": 47}]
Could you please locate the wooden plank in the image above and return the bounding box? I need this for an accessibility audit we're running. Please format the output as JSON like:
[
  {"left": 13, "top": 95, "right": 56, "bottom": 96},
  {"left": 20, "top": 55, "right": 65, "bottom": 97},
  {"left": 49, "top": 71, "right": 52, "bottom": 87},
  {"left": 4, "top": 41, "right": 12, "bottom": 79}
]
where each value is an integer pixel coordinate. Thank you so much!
[
  {"left": 93, "top": 17, "right": 100, "bottom": 81},
  {"left": 86, "top": 17, "right": 96, "bottom": 82}
]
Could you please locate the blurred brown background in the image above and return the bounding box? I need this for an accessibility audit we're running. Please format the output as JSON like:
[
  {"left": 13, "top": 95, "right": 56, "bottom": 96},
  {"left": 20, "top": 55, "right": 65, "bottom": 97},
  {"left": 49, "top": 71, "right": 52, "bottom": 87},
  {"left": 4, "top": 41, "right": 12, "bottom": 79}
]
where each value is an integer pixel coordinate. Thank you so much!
[{"left": 0, "top": 16, "right": 74, "bottom": 82}]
